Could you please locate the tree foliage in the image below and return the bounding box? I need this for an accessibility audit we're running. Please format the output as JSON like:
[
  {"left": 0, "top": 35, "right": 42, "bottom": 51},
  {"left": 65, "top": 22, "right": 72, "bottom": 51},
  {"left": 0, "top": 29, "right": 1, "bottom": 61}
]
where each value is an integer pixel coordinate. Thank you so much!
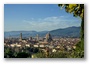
[
  {"left": 58, "top": 4, "right": 84, "bottom": 19},
  {"left": 58, "top": 4, "right": 84, "bottom": 55}
]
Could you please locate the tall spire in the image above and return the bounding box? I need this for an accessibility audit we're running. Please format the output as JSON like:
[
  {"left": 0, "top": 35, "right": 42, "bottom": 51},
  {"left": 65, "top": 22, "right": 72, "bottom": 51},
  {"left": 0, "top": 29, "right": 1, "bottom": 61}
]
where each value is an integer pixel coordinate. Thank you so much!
[
  {"left": 20, "top": 33, "right": 22, "bottom": 41},
  {"left": 36, "top": 34, "right": 39, "bottom": 41}
]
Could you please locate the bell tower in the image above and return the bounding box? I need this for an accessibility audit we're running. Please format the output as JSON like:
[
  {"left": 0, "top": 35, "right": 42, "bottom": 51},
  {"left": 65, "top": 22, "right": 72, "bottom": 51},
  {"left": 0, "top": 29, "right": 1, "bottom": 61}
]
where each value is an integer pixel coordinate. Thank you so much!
[
  {"left": 36, "top": 34, "right": 39, "bottom": 41},
  {"left": 20, "top": 33, "right": 22, "bottom": 41}
]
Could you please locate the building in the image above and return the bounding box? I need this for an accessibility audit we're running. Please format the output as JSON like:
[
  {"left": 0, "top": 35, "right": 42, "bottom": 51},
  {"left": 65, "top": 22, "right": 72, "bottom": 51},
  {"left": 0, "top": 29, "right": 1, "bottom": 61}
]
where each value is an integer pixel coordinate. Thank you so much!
[
  {"left": 44, "top": 32, "right": 53, "bottom": 43},
  {"left": 19, "top": 33, "right": 22, "bottom": 41},
  {"left": 36, "top": 34, "right": 39, "bottom": 41},
  {"left": 29, "top": 37, "right": 32, "bottom": 41}
]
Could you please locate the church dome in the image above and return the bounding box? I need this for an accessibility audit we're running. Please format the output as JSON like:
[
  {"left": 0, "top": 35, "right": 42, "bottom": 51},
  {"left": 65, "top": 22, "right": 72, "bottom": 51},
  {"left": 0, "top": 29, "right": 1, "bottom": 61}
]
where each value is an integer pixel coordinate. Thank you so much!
[{"left": 45, "top": 32, "right": 53, "bottom": 43}]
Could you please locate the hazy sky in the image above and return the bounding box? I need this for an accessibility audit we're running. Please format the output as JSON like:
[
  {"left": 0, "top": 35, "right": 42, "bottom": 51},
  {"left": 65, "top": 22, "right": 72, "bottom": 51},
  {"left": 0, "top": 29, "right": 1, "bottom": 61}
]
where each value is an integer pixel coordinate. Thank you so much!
[{"left": 4, "top": 4, "right": 81, "bottom": 32}]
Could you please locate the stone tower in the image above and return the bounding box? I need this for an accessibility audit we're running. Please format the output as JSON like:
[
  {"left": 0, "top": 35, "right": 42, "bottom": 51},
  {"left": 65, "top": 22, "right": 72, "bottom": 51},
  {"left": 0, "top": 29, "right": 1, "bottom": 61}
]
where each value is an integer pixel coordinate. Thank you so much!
[
  {"left": 20, "top": 33, "right": 22, "bottom": 41},
  {"left": 36, "top": 34, "right": 39, "bottom": 41}
]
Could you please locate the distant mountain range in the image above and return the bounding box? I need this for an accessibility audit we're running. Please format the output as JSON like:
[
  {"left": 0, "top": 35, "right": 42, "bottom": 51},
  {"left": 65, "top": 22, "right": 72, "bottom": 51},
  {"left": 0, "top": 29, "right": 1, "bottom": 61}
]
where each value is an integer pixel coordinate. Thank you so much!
[
  {"left": 4, "top": 26, "right": 80, "bottom": 38},
  {"left": 50, "top": 26, "right": 80, "bottom": 38}
]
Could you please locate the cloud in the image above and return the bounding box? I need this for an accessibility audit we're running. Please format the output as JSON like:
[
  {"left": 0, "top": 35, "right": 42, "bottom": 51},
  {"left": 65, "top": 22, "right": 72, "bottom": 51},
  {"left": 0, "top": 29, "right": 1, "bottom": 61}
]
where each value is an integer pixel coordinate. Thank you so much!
[{"left": 22, "top": 16, "right": 81, "bottom": 31}]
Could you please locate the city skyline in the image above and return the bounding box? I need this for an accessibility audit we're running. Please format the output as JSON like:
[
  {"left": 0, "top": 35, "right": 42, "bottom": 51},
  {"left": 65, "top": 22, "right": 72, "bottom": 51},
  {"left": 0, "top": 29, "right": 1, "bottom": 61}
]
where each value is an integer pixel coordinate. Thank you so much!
[{"left": 4, "top": 4, "right": 81, "bottom": 31}]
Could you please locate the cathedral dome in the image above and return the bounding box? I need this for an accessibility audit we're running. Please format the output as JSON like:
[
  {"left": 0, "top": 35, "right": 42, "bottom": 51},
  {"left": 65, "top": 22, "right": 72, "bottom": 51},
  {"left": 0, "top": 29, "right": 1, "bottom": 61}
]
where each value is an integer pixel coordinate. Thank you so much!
[{"left": 45, "top": 32, "right": 53, "bottom": 43}]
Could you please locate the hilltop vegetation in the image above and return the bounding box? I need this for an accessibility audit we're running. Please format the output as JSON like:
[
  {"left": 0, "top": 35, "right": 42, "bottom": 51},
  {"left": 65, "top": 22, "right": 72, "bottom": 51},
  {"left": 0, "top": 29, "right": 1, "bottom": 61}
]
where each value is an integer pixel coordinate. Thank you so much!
[{"left": 4, "top": 26, "right": 80, "bottom": 38}]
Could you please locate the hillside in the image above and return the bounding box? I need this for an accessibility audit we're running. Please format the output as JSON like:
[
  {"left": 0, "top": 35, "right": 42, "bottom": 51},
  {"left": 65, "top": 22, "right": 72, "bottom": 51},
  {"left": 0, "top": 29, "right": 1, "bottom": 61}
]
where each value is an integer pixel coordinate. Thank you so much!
[
  {"left": 4, "top": 26, "right": 80, "bottom": 38},
  {"left": 50, "top": 26, "right": 80, "bottom": 37}
]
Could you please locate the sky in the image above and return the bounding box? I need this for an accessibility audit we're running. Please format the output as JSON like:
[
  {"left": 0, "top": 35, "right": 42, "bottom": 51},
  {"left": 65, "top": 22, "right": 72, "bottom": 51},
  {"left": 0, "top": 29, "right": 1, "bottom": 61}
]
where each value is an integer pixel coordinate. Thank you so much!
[{"left": 4, "top": 4, "right": 81, "bottom": 32}]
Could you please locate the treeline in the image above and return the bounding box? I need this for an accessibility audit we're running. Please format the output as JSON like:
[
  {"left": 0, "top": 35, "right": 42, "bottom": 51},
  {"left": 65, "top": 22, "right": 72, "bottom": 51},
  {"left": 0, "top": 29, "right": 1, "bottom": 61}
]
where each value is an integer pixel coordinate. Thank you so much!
[
  {"left": 4, "top": 46, "right": 39, "bottom": 58},
  {"left": 4, "top": 46, "right": 84, "bottom": 58}
]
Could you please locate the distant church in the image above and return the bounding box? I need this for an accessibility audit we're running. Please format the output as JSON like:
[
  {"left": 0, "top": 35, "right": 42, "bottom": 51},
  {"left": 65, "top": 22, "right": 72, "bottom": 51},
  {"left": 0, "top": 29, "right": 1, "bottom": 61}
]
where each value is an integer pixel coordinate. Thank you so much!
[
  {"left": 44, "top": 32, "right": 53, "bottom": 43},
  {"left": 19, "top": 32, "right": 53, "bottom": 43}
]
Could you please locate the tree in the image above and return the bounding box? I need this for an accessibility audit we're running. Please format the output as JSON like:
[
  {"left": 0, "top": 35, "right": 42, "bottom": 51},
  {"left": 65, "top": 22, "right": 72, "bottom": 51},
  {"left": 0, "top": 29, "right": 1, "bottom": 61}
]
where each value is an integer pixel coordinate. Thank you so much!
[
  {"left": 16, "top": 52, "right": 31, "bottom": 58},
  {"left": 4, "top": 47, "right": 15, "bottom": 58},
  {"left": 58, "top": 4, "right": 84, "bottom": 52}
]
